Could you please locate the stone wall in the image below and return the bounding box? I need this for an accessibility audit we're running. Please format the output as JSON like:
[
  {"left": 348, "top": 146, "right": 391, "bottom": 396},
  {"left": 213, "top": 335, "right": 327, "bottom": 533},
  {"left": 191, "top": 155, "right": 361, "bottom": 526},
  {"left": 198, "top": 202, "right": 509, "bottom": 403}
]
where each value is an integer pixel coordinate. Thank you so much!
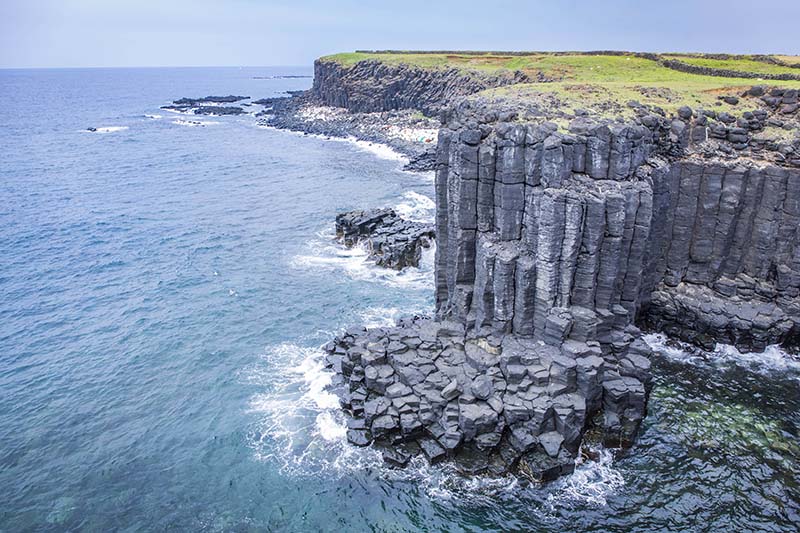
[{"left": 659, "top": 58, "right": 800, "bottom": 82}]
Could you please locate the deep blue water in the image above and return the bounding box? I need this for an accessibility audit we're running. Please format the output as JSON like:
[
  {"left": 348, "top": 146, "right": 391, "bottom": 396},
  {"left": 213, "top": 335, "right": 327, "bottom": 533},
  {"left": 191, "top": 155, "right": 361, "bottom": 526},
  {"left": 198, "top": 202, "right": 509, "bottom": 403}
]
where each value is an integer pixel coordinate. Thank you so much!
[{"left": 1, "top": 67, "right": 798, "bottom": 532}]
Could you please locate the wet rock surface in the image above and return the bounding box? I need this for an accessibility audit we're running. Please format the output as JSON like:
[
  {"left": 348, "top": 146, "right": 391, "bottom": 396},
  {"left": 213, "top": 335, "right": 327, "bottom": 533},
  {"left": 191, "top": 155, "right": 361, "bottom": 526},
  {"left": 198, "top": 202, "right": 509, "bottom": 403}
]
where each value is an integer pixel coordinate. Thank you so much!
[
  {"left": 324, "top": 317, "right": 651, "bottom": 479},
  {"left": 161, "top": 95, "right": 250, "bottom": 115},
  {"left": 335, "top": 209, "right": 434, "bottom": 270}
]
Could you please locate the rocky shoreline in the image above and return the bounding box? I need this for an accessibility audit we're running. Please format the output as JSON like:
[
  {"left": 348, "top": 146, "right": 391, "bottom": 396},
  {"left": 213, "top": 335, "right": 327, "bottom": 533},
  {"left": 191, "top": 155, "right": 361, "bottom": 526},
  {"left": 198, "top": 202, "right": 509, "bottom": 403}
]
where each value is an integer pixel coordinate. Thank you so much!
[
  {"left": 324, "top": 316, "right": 651, "bottom": 480},
  {"left": 168, "top": 54, "right": 800, "bottom": 481},
  {"left": 256, "top": 92, "right": 441, "bottom": 171},
  {"left": 335, "top": 209, "right": 434, "bottom": 270},
  {"left": 315, "top": 58, "right": 800, "bottom": 482}
]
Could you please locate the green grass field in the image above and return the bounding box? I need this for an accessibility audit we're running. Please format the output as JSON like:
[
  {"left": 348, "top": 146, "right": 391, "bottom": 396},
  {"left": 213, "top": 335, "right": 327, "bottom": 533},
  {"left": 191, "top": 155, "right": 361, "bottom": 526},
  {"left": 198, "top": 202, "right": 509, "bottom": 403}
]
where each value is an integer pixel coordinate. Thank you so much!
[{"left": 321, "top": 51, "right": 800, "bottom": 116}]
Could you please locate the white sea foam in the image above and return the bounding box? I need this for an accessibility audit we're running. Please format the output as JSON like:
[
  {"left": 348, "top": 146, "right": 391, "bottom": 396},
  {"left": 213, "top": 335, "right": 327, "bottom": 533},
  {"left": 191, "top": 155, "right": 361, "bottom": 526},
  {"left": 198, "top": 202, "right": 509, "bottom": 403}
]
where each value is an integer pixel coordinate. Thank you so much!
[
  {"left": 163, "top": 107, "right": 196, "bottom": 115},
  {"left": 244, "top": 342, "right": 383, "bottom": 476},
  {"left": 644, "top": 332, "right": 800, "bottom": 376},
  {"left": 394, "top": 191, "right": 435, "bottom": 223},
  {"left": 82, "top": 126, "right": 129, "bottom": 134},
  {"left": 545, "top": 448, "right": 625, "bottom": 508},
  {"left": 374, "top": 447, "right": 624, "bottom": 510},
  {"left": 346, "top": 137, "right": 408, "bottom": 162},
  {"left": 290, "top": 227, "right": 435, "bottom": 291},
  {"left": 357, "top": 305, "right": 431, "bottom": 328},
  {"left": 357, "top": 306, "right": 404, "bottom": 328},
  {"left": 171, "top": 119, "right": 219, "bottom": 127},
  {"left": 256, "top": 125, "right": 412, "bottom": 165}
]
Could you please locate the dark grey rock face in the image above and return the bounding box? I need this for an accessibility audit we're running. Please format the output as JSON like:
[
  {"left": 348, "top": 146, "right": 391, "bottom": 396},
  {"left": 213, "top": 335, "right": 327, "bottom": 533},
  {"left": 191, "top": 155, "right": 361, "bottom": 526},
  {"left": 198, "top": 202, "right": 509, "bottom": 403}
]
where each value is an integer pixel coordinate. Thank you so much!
[
  {"left": 639, "top": 161, "right": 800, "bottom": 351},
  {"left": 435, "top": 102, "right": 800, "bottom": 353},
  {"left": 312, "top": 59, "right": 538, "bottom": 116},
  {"left": 434, "top": 114, "right": 658, "bottom": 342},
  {"left": 324, "top": 317, "right": 650, "bottom": 479},
  {"left": 335, "top": 208, "right": 435, "bottom": 270}
]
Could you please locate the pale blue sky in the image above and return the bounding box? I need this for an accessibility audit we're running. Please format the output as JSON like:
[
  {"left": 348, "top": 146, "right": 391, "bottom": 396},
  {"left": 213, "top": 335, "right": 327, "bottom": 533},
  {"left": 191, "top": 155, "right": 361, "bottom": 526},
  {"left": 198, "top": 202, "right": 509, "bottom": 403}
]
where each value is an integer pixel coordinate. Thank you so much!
[{"left": 2, "top": 0, "right": 799, "bottom": 68}]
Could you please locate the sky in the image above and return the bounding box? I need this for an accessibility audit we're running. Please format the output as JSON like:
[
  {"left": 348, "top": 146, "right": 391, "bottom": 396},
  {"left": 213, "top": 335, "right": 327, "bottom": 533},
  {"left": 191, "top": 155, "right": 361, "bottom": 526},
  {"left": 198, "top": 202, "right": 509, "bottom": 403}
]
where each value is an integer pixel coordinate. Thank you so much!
[{"left": 2, "top": 0, "right": 799, "bottom": 68}]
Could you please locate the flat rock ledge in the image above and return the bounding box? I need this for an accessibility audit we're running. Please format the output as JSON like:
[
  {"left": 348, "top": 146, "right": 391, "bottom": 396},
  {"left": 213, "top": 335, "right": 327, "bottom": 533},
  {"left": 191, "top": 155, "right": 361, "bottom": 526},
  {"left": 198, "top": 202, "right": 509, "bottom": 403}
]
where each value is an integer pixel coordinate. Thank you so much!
[
  {"left": 161, "top": 95, "right": 250, "bottom": 116},
  {"left": 335, "top": 208, "right": 434, "bottom": 270},
  {"left": 323, "top": 317, "right": 651, "bottom": 482}
]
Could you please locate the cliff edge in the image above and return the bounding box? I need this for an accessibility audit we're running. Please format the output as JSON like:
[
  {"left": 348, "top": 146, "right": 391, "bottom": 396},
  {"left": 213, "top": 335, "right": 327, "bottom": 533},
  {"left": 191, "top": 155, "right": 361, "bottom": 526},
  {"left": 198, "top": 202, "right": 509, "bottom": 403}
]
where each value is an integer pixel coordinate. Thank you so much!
[{"left": 316, "top": 51, "right": 800, "bottom": 480}]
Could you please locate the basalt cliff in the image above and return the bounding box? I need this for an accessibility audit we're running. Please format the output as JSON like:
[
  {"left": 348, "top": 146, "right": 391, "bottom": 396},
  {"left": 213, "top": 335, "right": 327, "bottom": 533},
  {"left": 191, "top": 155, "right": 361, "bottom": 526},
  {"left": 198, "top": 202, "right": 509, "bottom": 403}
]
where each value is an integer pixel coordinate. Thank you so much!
[{"left": 313, "top": 52, "right": 800, "bottom": 480}]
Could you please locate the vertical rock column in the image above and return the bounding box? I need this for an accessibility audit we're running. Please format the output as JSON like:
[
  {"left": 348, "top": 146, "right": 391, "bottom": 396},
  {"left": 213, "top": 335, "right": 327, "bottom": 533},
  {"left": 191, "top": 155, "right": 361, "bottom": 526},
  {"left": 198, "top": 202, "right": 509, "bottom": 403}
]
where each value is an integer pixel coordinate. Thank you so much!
[{"left": 435, "top": 119, "right": 656, "bottom": 345}]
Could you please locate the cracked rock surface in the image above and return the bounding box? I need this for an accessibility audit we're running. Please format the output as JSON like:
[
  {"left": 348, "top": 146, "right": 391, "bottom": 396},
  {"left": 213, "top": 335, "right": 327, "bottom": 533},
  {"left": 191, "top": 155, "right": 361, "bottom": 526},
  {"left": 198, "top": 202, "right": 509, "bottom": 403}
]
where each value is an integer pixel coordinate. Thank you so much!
[
  {"left": 335, "top": 208, "right": 434, "bottom": 270},
  {"left": 325, "top": 317, "right": 650, "bottom": 480}
]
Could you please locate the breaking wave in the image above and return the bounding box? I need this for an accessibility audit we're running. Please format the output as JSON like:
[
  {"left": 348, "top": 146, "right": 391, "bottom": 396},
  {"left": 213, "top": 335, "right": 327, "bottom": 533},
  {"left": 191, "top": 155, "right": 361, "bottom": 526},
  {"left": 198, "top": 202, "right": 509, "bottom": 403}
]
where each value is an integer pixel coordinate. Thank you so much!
[
  {"left": 394, "top": 191, "right": 435, "bottom": 223},
  {"left": 243, "top": 342, "right": 626, "bottom": 511},
  {"left": 644, "top": 333, "right": 800, "bottom": 378},
  {"left": 290, "top": 227, "right": 435, "bottom": 292},
  {"left": 545, "top": 448, "right": 625, "bottom": 508},
  {"left": 244, "top": 342, "right": 383, "bottom": 477}
]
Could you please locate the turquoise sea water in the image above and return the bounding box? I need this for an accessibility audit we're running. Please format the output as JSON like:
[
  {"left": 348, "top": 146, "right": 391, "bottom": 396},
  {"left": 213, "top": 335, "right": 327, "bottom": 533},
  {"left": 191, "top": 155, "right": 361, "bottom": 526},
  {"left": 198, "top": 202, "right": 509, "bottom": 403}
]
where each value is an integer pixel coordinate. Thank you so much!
[{"left": 1, "top": 67, "right": 798, "bottom": 532}]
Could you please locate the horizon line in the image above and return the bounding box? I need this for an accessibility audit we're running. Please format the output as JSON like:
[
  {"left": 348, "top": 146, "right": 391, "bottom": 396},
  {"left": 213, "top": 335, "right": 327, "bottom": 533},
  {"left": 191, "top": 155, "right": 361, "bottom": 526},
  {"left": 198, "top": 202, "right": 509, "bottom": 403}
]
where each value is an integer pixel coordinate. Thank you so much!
[{"left": 0, "top": 64, "right": 312, "bottom": 71}]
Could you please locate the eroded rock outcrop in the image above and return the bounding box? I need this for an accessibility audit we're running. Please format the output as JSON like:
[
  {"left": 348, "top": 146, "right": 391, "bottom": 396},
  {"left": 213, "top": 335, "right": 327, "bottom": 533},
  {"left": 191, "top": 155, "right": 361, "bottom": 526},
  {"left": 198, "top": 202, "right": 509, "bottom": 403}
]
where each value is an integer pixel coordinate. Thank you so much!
[
  {"left": 325, "top": 317, "right": 651, "bottom": 480},
  {"left": 336, "top": 208, "right": 434, "bottom": 270},
  {"left": 161, "top": 95, "right": 250, "bottom": 115}
]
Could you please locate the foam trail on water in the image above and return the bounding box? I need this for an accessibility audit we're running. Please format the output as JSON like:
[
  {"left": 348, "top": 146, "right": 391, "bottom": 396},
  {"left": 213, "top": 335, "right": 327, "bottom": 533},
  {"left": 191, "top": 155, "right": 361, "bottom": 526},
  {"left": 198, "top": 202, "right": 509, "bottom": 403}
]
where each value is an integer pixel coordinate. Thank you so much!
[
  {"left": 82, "top": 126, "right": 129, "bottom": 133},
  {"left": 644, "top": 333, "right": 800, "bottom": 377}
]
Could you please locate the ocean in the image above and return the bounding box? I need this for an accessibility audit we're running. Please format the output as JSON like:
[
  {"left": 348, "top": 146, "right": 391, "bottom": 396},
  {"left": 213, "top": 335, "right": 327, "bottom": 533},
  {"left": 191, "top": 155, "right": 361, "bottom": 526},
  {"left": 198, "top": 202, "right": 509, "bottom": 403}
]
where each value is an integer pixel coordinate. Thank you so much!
[{"left": 0, "top": 67, "right": 798, "bottom": 532}]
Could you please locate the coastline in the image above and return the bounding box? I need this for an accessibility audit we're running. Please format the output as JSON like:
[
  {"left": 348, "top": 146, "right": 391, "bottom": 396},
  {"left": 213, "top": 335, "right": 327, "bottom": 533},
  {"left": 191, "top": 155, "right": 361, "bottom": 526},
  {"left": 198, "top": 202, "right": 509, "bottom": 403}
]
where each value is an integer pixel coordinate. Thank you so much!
[{"left": 256, "top": 91, "right": 441, "bottom": 171}]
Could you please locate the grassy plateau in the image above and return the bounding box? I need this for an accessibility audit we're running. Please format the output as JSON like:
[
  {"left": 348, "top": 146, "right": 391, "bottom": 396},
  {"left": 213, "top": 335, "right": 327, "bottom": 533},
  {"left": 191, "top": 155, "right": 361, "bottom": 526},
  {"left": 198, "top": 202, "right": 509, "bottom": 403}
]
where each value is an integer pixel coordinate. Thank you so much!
[{"left": 321, "top": 51, "right": 800, "bottom": 117}]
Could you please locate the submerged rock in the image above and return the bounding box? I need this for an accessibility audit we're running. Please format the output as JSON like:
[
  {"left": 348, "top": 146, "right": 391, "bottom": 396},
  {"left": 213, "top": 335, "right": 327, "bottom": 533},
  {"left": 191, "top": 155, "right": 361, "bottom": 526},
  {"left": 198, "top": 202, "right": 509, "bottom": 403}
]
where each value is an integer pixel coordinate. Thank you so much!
[
  {"left": 335, "top": 208, "right": 434, "bottom": 270},
  {"left": 161, "top": 96, "right": 249, "bottom": 116},
  {"left": 172, "top": 95, "right": 248, "bottom": 105}
]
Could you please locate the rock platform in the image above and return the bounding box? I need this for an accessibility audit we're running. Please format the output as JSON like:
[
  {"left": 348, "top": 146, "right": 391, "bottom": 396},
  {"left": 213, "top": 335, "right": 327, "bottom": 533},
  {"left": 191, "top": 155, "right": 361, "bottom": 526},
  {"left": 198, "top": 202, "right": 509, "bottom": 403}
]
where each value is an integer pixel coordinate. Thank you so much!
[
  {"left": 324, "top": 317, "right": 650, "bottom": 480},
  {"left": 335, "top": 208, "right": 434, "bottom": 270}
]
